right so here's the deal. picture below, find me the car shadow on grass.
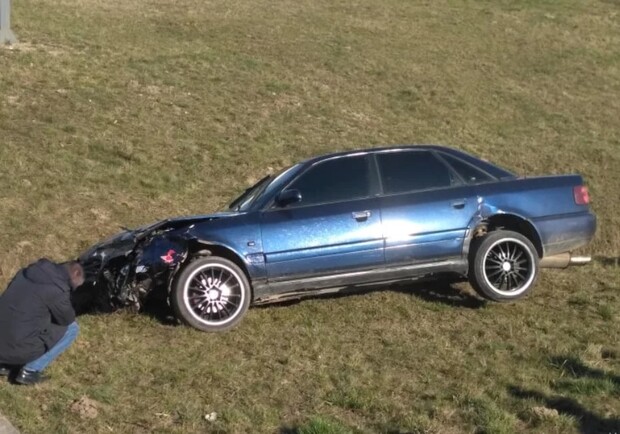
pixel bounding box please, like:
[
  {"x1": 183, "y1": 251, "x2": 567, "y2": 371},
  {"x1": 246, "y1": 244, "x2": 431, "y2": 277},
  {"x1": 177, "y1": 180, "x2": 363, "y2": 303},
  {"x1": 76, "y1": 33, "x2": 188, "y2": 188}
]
[
  {"x1": 549, "y1": 355, "x2": 620, "y2": 387},
  {"x1": 402, "y1": 279, "x2": 487, "y2": 309},
  {"x1": 258, "y1": 279, "x2": 487, "y2": 310},
  {"x1": 509, "y1": 354, "x2": 620, "y2": 433},
  {"x1": 595, "y1": 256, "x2": 620, "y2": 267},
  {"x1": 72, "y1": 286, "x2": 180, "y2": 326},
  {"x1": 140, "y1": 294, "x2": 179, "y2": 326},
  {"x1": 72, "y1": 279, "x2": 486, "y2": 327},
  {"x1": 508, "y1": 386, "x2": 620, "y2": 434}
]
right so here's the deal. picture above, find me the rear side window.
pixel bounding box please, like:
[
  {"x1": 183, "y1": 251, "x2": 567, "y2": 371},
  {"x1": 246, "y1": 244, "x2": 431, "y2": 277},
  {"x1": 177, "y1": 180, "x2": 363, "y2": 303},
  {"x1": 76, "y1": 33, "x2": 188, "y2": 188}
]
[
  {"x1": 377, "y1": 151, "x2": 457, "y2": 194},
  {"x1": 287, "y1": 156, "x2": 371, "y2": 206},
  {"x1": 440, "y1": 153, "x2": 495, "y2": 184}
]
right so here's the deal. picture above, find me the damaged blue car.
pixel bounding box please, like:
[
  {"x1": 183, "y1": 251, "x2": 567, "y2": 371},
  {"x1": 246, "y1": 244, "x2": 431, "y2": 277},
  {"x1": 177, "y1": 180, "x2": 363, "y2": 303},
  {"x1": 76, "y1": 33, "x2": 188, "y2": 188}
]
[{"x1": 77, "y1": 145, "x2": 597, "y2": 332}]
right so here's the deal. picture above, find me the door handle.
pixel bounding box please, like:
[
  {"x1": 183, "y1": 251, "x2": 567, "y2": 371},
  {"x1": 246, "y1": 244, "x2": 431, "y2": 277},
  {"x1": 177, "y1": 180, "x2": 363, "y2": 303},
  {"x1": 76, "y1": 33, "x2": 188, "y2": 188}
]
[
  {"x1": 451, "y1": 199, "x2": 467, "y2": 209},
  {"x1": 352, "y1": 210, "x2": 371, "y2": 221}
]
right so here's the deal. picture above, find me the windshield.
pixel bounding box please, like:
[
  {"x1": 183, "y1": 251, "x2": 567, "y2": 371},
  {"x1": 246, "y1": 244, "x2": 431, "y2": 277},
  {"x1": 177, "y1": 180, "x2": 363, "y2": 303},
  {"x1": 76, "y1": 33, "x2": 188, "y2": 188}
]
[
  {"x1": 227, "y1": 164, "x2": 300, "y2": 212},
  {"x1": 228, "y1": 175, "x2": 272, "y2": 212}
]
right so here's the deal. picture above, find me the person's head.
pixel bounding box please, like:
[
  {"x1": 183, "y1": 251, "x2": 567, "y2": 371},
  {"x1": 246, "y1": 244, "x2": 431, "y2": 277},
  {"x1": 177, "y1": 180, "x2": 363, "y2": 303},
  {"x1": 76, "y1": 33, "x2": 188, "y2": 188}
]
[{"x1": 64, "y1": 261, "x2": 85, "y2": 290}]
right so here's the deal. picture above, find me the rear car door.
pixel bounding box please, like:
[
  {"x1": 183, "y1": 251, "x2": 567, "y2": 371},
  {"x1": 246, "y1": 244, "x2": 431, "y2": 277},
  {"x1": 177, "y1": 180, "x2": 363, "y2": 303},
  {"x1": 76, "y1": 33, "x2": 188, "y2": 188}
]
[
  {"x1": 376, "y1": 150, "x2": 479, "y2": 265},
  {"x1": 260, "y1": 154, "x2": 384, "y2": 281}
]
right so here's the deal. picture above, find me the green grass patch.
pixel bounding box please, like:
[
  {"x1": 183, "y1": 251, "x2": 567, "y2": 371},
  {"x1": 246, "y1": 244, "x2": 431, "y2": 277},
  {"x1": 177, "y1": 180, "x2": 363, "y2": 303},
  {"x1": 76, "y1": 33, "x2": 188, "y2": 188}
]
[
  {"x1": 466, "y1": 397, "x2": 519, "y2": 434},
  {"x1": 293, "y1": 417, "x2": 354, "y2": 434}
]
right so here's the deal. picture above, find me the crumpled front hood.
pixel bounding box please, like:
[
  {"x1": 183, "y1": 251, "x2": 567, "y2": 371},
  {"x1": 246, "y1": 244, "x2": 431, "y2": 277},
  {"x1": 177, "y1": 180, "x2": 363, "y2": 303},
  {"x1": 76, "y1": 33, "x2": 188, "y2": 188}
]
[
  {"x1": 78, "y1": 211, "x2": 242, "y2": 263},
  {"x1": 135, "y1": 211, "x2": 240, "y2": 234}
]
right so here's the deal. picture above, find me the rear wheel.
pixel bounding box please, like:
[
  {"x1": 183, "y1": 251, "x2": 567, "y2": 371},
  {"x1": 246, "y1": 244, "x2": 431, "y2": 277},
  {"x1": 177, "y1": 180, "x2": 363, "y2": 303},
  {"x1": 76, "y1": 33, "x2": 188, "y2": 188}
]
[
  {"x1": 469, "y1": 230, "x2": 539, "y2": 301},
  {"x1": 171, "y1": 256, "x2": 251, "y2": 332}
]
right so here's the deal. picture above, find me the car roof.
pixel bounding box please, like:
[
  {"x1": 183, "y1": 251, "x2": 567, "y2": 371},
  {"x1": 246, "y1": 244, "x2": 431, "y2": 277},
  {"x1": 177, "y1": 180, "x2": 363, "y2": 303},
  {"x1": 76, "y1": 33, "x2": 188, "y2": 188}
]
[
  {"x1": 300, "y1": 145, "x2": 515, "y2": 179},
  {"x1": 300, "y1": 144, "x2": 449, "y2": 164}
]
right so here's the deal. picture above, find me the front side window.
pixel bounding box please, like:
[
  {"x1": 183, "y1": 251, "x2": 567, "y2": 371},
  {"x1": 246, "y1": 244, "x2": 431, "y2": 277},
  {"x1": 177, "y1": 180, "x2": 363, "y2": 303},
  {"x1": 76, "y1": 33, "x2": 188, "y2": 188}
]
[
  {"x1": 377, "y1": 151, "x2": 457, "y2": 194},
  {"x1": 286, "y1": 156, "x2": 371, "y2": 206}
]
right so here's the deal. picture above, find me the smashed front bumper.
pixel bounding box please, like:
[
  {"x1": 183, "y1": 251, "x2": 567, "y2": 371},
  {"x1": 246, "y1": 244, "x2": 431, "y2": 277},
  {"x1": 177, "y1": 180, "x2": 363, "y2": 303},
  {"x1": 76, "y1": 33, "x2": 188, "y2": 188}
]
[{"x1": 74, "y1": 227, "x2": 188, "y2": 313}]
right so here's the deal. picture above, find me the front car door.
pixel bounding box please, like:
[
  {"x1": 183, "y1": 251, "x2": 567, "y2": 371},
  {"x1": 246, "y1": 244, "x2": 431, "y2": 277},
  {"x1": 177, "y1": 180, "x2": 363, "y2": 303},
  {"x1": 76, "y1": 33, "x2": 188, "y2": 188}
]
[
  {"x1": 375, "y1": 149, "x2": 479, "y2": 266},
  {"x1": 260, "y1": 154, "x2": 384, "y2": 285}
]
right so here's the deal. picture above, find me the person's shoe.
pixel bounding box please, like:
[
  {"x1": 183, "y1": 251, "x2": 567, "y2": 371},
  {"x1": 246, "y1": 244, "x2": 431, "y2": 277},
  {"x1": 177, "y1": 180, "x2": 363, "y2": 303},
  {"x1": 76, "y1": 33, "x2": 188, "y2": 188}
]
[
  {"x1": 14, "y1": 368, "x2": 49, "y2": 385},
  {"x1": 0, "y1": 365, "x2": 11, "y2": 377}
]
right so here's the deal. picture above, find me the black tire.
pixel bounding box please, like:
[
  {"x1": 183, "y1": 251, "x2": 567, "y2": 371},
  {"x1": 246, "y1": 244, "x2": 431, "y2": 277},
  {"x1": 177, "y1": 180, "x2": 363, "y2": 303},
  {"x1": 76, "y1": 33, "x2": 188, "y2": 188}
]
[
  {"x1": 171, "y1": 256, "x2": 251, "y2": 332},
  {"x1": 469, "y1": 230, "x2": 539, "y2": 302}
]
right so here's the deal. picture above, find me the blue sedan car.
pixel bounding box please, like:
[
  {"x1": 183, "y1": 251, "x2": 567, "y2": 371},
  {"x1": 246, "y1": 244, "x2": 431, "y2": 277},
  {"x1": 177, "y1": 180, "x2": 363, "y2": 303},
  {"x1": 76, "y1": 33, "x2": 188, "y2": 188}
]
[{"x1": 78, "y1": 146, "x2": 596, "y2": 332}]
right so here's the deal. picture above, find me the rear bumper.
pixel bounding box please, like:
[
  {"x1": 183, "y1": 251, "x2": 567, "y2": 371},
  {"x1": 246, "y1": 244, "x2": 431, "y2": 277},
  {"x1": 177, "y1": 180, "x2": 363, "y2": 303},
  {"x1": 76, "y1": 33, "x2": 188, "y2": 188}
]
[{"x1": 534, "y1": 211, "x2": 597, "y2": 257}]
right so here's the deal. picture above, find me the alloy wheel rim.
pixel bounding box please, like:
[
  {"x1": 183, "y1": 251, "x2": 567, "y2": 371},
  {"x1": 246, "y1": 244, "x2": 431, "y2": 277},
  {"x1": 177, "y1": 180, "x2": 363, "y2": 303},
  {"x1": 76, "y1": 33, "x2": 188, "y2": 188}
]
[
  {"x1": 482, "y1": 238, "x2": 536, "y2": 296},
  {"x1": 183, "y1": 263, "x2": 245, "y2": 326}
]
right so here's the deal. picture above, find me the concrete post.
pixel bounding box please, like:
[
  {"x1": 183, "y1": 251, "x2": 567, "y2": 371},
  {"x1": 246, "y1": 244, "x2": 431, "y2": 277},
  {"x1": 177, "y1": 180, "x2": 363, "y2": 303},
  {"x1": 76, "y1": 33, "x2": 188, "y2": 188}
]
[
  {"x1": 0, "y1": 0, "x2": 17, "y2": 45},
  {"x1": 0, "y1": 410, "x2": 20, "y2": 434}
]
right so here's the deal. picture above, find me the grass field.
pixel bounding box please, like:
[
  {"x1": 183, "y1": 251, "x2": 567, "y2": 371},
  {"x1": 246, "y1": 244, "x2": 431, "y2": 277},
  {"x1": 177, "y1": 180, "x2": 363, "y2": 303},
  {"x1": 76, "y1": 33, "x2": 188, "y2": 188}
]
[{"x1": 1, "y1": 0, "x2": 619, "y2": 432}]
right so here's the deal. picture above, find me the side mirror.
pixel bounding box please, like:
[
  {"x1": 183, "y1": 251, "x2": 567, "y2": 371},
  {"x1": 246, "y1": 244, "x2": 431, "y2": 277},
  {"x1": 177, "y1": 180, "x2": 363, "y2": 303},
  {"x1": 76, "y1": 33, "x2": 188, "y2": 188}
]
[{"x1": 276, "y1": 189, "x2": 302, "y2": 207}]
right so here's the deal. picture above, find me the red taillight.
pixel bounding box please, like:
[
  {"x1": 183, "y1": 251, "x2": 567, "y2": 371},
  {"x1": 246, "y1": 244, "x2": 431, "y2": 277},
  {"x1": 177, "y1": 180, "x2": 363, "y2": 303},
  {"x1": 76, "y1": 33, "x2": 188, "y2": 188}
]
[{"x1": 574, "y1": 186, "x2": 590, "y2": 205}]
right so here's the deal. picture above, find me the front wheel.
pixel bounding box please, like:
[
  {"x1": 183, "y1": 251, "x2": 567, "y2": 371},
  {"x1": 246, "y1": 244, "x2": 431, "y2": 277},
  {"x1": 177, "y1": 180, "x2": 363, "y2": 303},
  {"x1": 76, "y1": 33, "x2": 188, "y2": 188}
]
[
  {"x1": 171, "y1": 256, "x2": 251, "y2": 332},
  {"x1": 469, "y1": 230, "x2": 539, "y2": 302}
]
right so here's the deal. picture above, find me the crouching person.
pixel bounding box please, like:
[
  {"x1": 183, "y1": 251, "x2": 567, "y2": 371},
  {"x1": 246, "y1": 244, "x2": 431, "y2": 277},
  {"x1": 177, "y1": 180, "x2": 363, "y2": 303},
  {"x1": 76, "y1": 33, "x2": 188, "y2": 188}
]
[{"x1": 0, "y1": 259, "x2": 84, "y2": 385}]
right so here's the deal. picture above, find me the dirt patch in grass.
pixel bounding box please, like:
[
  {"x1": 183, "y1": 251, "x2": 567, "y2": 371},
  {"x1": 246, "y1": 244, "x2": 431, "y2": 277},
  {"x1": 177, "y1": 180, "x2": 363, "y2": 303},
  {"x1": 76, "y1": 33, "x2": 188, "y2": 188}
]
[{"x1": 69, "y1": 396, "x2": 100, "y2": 420}]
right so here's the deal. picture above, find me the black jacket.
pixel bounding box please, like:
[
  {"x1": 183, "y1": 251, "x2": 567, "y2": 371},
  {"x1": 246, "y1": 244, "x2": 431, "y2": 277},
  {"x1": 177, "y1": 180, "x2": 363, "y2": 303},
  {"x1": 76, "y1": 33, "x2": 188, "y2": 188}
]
[{"x1": 0, "y1": 259, "x2": 76, "y2": 365}]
